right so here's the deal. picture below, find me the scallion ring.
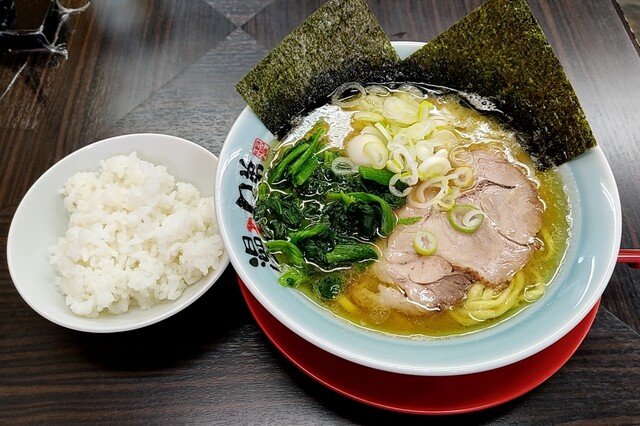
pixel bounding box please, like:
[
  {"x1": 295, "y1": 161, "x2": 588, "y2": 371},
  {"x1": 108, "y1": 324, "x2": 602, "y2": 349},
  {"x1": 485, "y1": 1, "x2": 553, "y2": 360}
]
[
  {"x1": 382, "y1": 97, "x2": 418, "y2": 125},
  {"x1": 374, "y1": 122, "x2": 393, "y2": 142},
  {"x1": 407, "y1": 177, "x2": 448, "y2": 209},
  {"x1": 450, "y1": 147, "x2": 473, "y2": 167},
  {"x1": 448, "y1": 204, "x2": 485, "y2": 233},
  {"x1": 363, "y1": 141, "x2": 388, "y2": 169},
  {"x1": 331, "y1": 82, "x2": 366, "y2": 108},
  {"x1": 437, "y1": 187, "x2": 460, "y2": 211},
  {"x1": 449, "y1": 166, "x2": 474, "y2": 188},
  {"x1": 389, "y1": 173, "x2": 413, "y2": 197},
  {"x1": 418, "y1": 100, "x2": 434, "y2": 122},
  {"x1": 353, "y1": 111, "x2": 385, "y2": 123},
  {"x1": 415, "y1": 140, "x2": 435, "y2": 161},
  {"x1": 414, "y1": 230, "x2": 437, "y2": 255},
  {"x1": 365, "y1": 84, "x2": 391, "y2": 97},
  {"x1": 417, "y1": 155, "x2": 451, "y2": 179},
  {"x1": 396, "y1": 84, "x2": 424, "y2": 99},
  {"x1": 331, "y1": 157, "x2": 358, "y2": 175}
]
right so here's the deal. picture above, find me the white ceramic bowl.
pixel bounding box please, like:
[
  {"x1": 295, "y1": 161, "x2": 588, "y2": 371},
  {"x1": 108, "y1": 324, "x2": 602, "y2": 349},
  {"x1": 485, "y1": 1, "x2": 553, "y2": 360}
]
[
  {"x1": 7, "y1": 133, "x2": 229, "y2": 333},
  {"x1": 216, "y1": 42, "x2": 621, "y2": 376}
]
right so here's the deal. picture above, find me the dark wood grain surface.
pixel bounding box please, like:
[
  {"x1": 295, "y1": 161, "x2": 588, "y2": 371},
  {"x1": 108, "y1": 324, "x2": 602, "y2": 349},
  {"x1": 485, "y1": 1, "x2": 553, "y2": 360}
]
[{"x1": 1, "y1": 0, "x2": 639, "y2": 424}]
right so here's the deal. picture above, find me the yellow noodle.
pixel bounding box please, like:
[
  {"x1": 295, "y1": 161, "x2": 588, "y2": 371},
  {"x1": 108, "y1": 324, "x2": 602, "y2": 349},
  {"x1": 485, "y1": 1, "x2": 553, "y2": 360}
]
[
  {"x1": 472, "y1": 309, "x2": 505, "y2": 321},
  {"x1": 449, "y1": 271, "x2": 526, "y2": 325},
  {"x1": 538, "y1": 228, "x2": 555, "y2": 261},
  {"x1": 466, "y1": 282, "x2": 484, "y2": 299},
  {"x1": 447, "y1": 307, "x2": 479, "y2": 326},
  {"x1": 524, "y1": 285, "x2": 546, "y2": 302},
  {"x1": 336, "y1": 294, "x2": 358, "y2": 314}
]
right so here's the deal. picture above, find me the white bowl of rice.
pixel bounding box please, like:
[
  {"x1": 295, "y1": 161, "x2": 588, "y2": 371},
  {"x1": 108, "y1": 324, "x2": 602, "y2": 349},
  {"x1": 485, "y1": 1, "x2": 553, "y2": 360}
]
[{"x1": 7, "y1": 133, "x2": 229, "y2": 333}]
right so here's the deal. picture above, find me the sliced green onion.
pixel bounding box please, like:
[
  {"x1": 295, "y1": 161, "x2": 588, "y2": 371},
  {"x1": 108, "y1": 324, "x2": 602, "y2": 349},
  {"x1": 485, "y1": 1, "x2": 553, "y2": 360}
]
[
  {"x1": 388, "y1": 145, "x2": 410, "y2": 171},
  {"x1": 436, "y1": 187, "x2": 460, "y2": 211},
  {"x1": 391, "y1": 131, "x2": 411, "y2": 146},
  {"x1": 365, "y1": 84, "x2": 391, "y2": 97},
  {"x1": 396, "y1": 84, "x2": 424, "y2": 99},
  {"x1": 324, "y1": 150, "x2": 338, "y2": 168},
  {"x1": 360, "y1": 124, "x2": 388, "y2": 142},
  {"x1": 432, "y1": 129, "x2": 458, "y2": 147},
  {"x1": 415, "y1": 140, "x2": 435, "y2": 161},
  {"x1": 434, "y1": 148, "x2": 449, "y2": 158},
  {"x1": 346, "y1": 133, "x2": 385, "y2": 167},
  {"x1": 400, "y1": 168, "x2": 419, "y2": 186},
  {"x1": 389, "y1": 173, "x2": 413, "y2": 197},
  {"x1": 418, "y1": 100, "x2": 434, "y2": 122},
  {"x1": 374, "y1": 122, "x2": 393, "y2": 142},
  {"x1": 331, "y1": 157, "x2": 358, "y2": 175},
  {"x1": 450, "y1": 147, "x2": 473, "y2": 167},
  {"x1": 414, "y1": 230, "x2": 437, "y2": 255},
  {"x1": 363, "y1": 140, "x2": 388, "y2": 169},
  {"x1": 448, "y1": 204, "x2": 484, "y2": 233},
  {"x1": 388, "y1": 146, "x2": 419, "y2": 185},
  {"x1": 386, "y1": 159, "x2": 403, "y2": 174},
  {"x1": 353, "y1": 111, "x2": 385, "y2": 123},
  {"x1": 331, "y1": 82, "x2": 366, "y2": 108},
  {"x1": 449, "y1": 166, "x2": 474, "y2": 188},
  {"x1": 382, "y1": 96, "x2": 419, "y2": 125},
  {"x1": 333, "y1": 86, "x2": 474, "y2": 211},
  {"x1": 417, "y1": 155, "x2": 451, "y2": 179},
  {"x1": 408, "y1": 176, "x2": 449, "y2": 209}
]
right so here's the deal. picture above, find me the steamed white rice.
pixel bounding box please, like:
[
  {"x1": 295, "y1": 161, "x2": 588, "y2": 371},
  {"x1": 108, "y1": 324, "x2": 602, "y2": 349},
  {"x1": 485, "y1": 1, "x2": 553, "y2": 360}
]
[{"x1": 49, "y1": 152, "x2": 224, "y2": 318}]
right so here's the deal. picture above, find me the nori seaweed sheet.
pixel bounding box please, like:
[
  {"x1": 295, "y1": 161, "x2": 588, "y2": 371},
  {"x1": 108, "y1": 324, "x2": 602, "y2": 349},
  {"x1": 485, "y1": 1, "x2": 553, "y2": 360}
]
[
  {"x1": 401, "y1": 0, "x2": 596, "y2": 169},
  {"x1": 236, "y1": 0, "x2": 401, "y2": 138}
]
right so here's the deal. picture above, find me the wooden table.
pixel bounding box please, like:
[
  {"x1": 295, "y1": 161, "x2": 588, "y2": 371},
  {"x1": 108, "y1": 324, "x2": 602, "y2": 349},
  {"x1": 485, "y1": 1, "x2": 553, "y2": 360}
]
[{"x1": 1, "y1": 0, "x2": 639, "y2": 423}]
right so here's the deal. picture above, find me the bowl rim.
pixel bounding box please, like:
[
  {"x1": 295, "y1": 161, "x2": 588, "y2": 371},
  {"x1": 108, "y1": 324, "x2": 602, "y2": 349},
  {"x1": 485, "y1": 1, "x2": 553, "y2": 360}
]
[
  {"x1": 7, "y1": 133, "x2": 230, "y2": 333},
  {"x1": 216, "y1": 41, "x2": 622, "y2": 376}
]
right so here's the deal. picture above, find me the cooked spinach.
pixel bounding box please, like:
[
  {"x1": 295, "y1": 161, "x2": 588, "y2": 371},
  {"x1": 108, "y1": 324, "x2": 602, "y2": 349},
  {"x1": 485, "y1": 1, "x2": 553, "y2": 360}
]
[{"x1": 254, "y1": 122, "x2": 406, "y2": 298}]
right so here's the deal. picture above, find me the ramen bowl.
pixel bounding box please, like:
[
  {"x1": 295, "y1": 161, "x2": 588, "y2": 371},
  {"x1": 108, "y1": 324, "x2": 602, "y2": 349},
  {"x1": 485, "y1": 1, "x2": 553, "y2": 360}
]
[
  {"x1": 216, "y1": 42, "x2": 621, "y2": 376},
  {"x1": 8, "y1": 133, "x2": 229, "y2": 333}
]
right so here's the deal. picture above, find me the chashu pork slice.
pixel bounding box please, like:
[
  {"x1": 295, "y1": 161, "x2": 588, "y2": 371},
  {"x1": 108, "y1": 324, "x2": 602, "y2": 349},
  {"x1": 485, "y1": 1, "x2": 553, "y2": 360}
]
[
  {"x1": 374, "y1": 148, "x2": 543, "y2": 314},
  {"x1": 470, "y1": 149, "x2": 542, "y2": 246}
]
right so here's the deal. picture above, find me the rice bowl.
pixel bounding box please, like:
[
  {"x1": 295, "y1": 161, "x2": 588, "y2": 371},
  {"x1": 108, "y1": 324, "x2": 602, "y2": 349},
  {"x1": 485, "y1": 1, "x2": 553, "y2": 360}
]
[
  {"x1": 7, "y1": 133, "x2": 230, "y2": 333},
  {"x1": 50, "y1": 152, "x2": 223, "y2": 318}
]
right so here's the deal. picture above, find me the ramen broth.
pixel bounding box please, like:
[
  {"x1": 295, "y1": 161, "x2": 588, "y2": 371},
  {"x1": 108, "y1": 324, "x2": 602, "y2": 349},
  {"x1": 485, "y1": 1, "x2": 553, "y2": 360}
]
[
  {"x1": 261, "y1": 84, "x2": 571, "y2": 338},
  {"x1": 299, "y1": 170, "x2": 569, "y2": 337}
]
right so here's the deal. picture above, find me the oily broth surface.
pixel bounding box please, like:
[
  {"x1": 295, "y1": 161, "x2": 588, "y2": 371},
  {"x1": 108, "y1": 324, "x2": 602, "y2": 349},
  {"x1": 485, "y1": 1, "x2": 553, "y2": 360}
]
[
  {"x1": 267, "y1": 86, "x2": 571, "y2": 338},
  {"x1": 307, "y1": 170, "x2": 568, "y2": 337},
  {"x1": 298, "y1": 169, "x2": 569, "y2": 338}
]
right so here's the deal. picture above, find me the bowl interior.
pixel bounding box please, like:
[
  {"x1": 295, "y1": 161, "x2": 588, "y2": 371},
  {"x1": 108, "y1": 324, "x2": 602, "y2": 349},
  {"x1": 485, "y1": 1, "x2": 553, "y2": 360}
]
[{"x1": 7, "y1": 133, "x2": 229, "y2": 333}]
